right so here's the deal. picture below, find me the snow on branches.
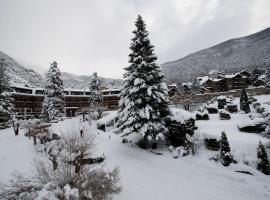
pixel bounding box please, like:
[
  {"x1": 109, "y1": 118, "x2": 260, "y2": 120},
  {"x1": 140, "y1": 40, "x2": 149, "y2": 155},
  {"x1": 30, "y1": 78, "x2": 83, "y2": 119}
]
[
  {"x1": 117, "y1": 15, "x2": 170, "y2": 143},
  {"x1": 41, "y1": 61, "x2": 65, "y2": 122}
]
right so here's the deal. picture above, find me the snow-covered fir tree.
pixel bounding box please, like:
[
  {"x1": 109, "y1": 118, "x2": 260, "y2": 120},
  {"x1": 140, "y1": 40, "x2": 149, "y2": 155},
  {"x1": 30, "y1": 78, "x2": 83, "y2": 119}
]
[
  {"x1": 117, "y1": 15, "x2": 170, "y2": 143},
  {"x1": 41, "y1": 61, "x2": 65, "y2": 122},
  {"x1": 0, "y1": 58, "x2": 14, "y2": 128},
  {"x1": 89, "y1": 72, "x2": 103, "y2": 119},
  {"x1": 265, "y1": 68, "x2": 270, "y2": 88},
  {"x1": 240, "y1": 88, "x2": 250, "y2": 113},
  {"x1": 257, "y1": 141, "x2": 270, "y2": 175},
  {"x1": 220, "y1": 131, "x2": 232, "y2": 166}
]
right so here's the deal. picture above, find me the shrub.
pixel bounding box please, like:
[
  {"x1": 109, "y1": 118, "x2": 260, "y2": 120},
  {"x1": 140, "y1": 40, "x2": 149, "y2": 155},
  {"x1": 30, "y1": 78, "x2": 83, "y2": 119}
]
[
  {"x1": 219, "y1": 111, "x2": 231, "y2": 120},
  {"x1": 226, "y1": 104, "x2": 238, "y2": 113},
  {"x1": 253, "y1": 102, "x2": 261, "y2": 109},
  {"x1": 0, "y1": 127, "x2": 121, "y2": 200},
  {"x1": 195, "y1": 110, "x2": 209, "y2": 120},
  {"x1": 206, "y1": 106, "x2": 218, "y2": 114},
  {"x1": 165, "y1": 117, "x2": 196, "y2": 147},
  {"x1": 217, "y1": 96, "x2": 227, "y2": 109},
  {"x1": 238, "y1": 119, "x2": 267, "y2": 133},
  {"x1": 205, "y1": 138, "x2": 220, "y2": 151},
  {"x1": 137, "y1": 138, "x2": 149, "y2": 149}
]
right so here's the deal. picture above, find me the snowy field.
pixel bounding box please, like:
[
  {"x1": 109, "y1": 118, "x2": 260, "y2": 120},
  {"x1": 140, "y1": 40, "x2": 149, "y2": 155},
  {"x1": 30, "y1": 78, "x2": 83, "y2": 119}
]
[{"x1": 1, "y1": 95, "x2": 270, "y2": 200}]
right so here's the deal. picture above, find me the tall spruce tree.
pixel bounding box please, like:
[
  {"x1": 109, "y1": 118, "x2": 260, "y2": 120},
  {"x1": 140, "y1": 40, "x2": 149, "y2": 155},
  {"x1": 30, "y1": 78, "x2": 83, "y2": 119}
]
[
  {"x1": 41, "y1": 61, "x2": 65, "y2": 122},
  {"x1": 220, "y1": 131, "x2": 232, "y2": 166},
  {"x1": 89, "y1": 72, "x2": 103, "y2": 119},
  {"x1": 117, "y1": 15, "x2": 170, "y2": 142},
  {"x1": 0, "y1": 58, "x2": 14, "y2": 128},
  {"x1": 240, "y1": 88, "x2": 250, "y2": 113},
  {"x1": 257, "y1": 141, "x2": 270, "y2": 175}
]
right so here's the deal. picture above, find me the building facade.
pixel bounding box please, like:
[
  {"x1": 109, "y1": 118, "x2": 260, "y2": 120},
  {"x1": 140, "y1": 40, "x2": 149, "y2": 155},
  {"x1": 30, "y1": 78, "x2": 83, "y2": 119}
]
[{"x1": 11, "y1": 86, "x2": 120, "y2": 117}]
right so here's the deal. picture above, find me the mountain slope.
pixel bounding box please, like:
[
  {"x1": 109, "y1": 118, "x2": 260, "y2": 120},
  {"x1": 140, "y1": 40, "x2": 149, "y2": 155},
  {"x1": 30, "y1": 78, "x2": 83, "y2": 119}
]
[
  {"x1": 61, "y1": 72, "x2": 122, "y2": 89},
  {"x1": 0, "y1": 50, "x2": 43, "y2": 87},
  {"x1": 161, "y1": 27, "x2": 270, "y2": 83},
  {"x1": 0, "y1": 50, "x2": 122, "y2": 89}
]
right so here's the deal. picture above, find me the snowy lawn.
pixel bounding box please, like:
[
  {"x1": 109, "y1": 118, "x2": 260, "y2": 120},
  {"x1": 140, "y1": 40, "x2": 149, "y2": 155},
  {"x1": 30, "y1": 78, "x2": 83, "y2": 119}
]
[{"x1": 1, "y1": 95, "x2": 270, "y2": 200}]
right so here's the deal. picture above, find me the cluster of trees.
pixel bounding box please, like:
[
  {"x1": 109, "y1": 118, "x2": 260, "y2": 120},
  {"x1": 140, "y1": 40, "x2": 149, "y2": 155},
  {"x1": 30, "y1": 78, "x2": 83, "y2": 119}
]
[
  {"x1": 219, "y1": 131, "x2": 269, "y2": 175},
  {"x1": 41, "y1": 62, "x2": 103, "y2": 122}
]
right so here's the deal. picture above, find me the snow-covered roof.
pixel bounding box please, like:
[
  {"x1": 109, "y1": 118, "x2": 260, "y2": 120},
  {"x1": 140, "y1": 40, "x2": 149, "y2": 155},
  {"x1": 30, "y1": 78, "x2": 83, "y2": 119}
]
[
  {"x1": 168, "y1": 84, "x2": 177, "y2": 87},
  {"x1": 197, "y1": 76, "x2": 209, "y2": 85}
]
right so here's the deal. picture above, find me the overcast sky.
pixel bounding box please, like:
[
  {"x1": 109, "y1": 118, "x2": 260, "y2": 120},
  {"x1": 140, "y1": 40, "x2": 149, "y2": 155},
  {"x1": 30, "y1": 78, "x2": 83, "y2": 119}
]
[{"x1": 0, "y1": 0, "x2": 270, "y2": 79}]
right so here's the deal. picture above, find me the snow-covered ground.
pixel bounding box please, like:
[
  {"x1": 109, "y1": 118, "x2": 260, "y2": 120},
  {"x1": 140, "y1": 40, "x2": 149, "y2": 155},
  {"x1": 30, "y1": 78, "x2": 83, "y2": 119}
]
[{"x1": 1, "y1": 95, "x2": 270, "y2": 200}]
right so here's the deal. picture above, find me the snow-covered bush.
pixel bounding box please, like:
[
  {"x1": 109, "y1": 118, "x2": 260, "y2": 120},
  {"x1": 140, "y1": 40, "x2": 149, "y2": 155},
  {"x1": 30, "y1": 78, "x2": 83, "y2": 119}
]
[
  {"x1": 0, "y1": 127, "x2": 121, "y2": 200},
  {"x1": 238, "y1": 118, "x2": 267, "y2": 133},
  {"x1": 253, "y1": 102, "x2": 261, "y2": 109},
  {"x1": 206, "y1": 105, "x2": 218, "y2": 114},
  {"x1": 195, "y1": 110, "x2": 209, "y2": 120},
  {"x1": 165, "y1": 109, "x2": 196, "y2": 147},
  {"x1": 256, "y1": 106, "x2": 265, "y2": 114},
  {"x1": 225, "y1": 104, "x2": 238, "y2": 113},
  {"x1": 217, "y1": 96, "x2": 227, "y2": 109},
  {"x1": 204, "y1": 134, "x2": 220, "y2": 151},
  {"x1": 219, "y1": 110, "x2": 231, "y2": 120}
]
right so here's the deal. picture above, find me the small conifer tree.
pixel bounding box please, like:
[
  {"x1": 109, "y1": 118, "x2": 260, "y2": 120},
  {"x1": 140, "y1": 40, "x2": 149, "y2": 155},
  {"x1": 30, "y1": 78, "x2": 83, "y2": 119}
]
[
  {"x1": 257, "y1": 141, "x2": 270, "y2": 175},
  {"x1": 89, "y1": 72, "x2": 103, "y2": 119},
  {"x1": 220, "y1": 131, "x2": 232, "y2": 166},
  {"x1": 240, "y1": 88, "x2": 250, "y2": 113}
]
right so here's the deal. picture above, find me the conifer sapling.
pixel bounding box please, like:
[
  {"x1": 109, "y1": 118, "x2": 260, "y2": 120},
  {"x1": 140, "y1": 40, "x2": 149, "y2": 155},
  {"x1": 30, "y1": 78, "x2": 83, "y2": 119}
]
[
  {"x1": 257, "y1": 141, "x2": 270, "y2": 175},
  {"x1": 220, "y1": 131, "x2": 232, "y2": 166},
  {"x1": 240, "y1": 88, "x2": 250, "y2": 113}
]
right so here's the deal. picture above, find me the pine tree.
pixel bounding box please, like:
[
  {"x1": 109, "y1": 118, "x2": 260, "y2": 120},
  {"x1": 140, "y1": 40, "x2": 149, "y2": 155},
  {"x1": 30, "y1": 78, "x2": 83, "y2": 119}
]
[
  {"x1": 265, "y1": 68, "x2": 270, "y2": 88},
  {"x1": 41, "y1": 61, "x2": 65, "y2": 122},
  {"x1": 0, "y1": 58, "x2": 14, "y2": 128},
  {"x1": 257, "y1": 141, "x2": 270, "y2": 175},
  {"x1": 89, "y1": 72, "x2": 103, "y2": 119},
  {"x1": 220, "y1": 131, "x2": 232, "y2": 166},
  {"x1": 117, "y1": 15, "x2": 170, "y2": 143},
  {"x1": 240, "y1": 88, "x2": 250, "y2": 113}
]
